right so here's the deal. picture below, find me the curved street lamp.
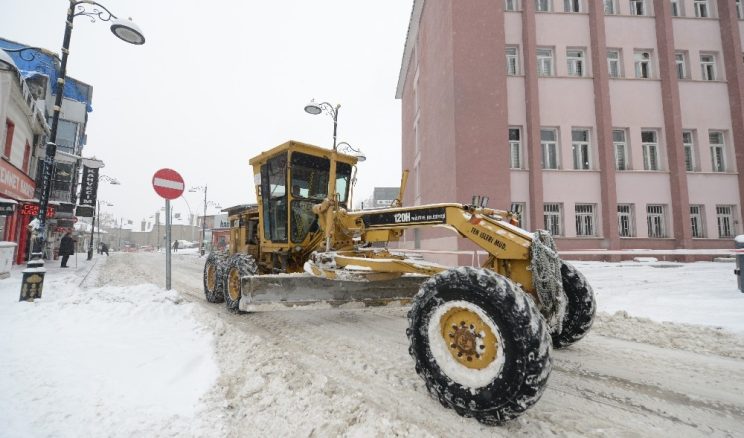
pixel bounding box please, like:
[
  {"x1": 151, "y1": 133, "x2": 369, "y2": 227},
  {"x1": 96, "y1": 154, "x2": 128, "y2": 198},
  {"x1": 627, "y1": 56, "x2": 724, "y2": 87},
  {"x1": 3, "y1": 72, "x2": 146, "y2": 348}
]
[
  {"x1": 189, "y1": 186, "x2": 222, "y2": 256},
  {"x1": 87, "y1": 174, "x2": 120, "y2": 260},
  {"x1": 304, "y1": 100, "x2": 340, "y2": 150}
]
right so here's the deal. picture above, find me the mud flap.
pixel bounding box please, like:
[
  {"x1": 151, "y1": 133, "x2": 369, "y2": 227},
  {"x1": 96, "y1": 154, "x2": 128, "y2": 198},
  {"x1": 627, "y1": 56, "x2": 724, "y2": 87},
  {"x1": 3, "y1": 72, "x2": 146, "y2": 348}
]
[{"x1": 240, "y1": 274, "x2": 426, "y2": 311}]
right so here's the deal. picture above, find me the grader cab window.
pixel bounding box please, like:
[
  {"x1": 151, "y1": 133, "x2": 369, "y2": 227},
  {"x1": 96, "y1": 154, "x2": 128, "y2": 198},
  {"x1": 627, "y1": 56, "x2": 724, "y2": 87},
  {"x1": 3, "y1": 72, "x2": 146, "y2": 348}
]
[
  {"x1": 261, "y1": 153, "x2": 288, "y2": 242},
  {"x1": 290, "y1": 152, "x2": 329, "y2": 242}
]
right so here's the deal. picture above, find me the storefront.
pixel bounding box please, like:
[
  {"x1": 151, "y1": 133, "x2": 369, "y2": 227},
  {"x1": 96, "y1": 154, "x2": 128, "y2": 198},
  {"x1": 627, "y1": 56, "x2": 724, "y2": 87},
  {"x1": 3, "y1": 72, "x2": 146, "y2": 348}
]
[{"x1": 0, "y1": 159, "x2": 37, "y2": 264}]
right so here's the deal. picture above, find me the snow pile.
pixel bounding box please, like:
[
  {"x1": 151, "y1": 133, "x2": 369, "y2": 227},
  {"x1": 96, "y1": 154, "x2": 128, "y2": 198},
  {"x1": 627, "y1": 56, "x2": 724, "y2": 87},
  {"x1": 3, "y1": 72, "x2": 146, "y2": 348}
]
[{"x1": 0, "y1": 264, "x2": 222, "y2": 437}]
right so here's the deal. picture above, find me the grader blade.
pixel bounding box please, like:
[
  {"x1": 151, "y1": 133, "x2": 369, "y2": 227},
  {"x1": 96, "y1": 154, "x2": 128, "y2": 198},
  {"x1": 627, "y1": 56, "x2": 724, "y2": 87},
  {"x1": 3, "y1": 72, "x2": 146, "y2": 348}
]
[{"x1": 239, "y1": 274, "x2": 426, "y2": 311}]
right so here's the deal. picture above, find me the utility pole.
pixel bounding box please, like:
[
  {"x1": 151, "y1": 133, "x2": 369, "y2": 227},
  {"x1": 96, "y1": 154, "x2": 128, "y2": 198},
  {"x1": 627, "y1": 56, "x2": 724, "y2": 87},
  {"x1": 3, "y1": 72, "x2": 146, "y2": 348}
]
[{"x1": 201, "y1": 185, "x2": 207, "y2": 256}]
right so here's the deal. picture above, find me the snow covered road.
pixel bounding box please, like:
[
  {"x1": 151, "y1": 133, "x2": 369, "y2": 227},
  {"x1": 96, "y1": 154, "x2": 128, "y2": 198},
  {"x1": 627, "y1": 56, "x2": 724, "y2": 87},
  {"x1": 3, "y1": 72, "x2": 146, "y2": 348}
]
[{"x1": 86, "y1": 252, "x2": 744, "y2": 436}]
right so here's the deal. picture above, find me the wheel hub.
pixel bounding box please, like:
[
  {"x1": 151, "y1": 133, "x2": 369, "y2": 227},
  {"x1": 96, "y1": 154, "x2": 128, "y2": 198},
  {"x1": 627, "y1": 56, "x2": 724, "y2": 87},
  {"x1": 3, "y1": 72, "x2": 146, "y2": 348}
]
[
  {"x1": 228, "y1": 268, "x2": 241, "y2": 301},
  {"x1": 440, "y1": 308, "x2": 498, "y2": 369}
]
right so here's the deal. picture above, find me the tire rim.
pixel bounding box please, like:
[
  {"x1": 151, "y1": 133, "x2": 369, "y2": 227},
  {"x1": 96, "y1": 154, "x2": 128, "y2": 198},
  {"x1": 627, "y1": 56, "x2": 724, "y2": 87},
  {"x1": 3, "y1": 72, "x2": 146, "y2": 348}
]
[
  {"x1": 228, "y1": 268, "x2": 241, "y2": 301},
  {"x1": 427, "y1": 300, "x2": 505, "y2": 388},
  {"x1": 206, "y1": 264, "x2": 216, "y2": 292}
]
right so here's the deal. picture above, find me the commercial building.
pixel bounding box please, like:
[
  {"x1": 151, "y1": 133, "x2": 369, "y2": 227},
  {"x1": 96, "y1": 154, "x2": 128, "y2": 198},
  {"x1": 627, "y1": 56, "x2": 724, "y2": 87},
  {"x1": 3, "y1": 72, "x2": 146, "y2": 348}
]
[
  {"x1": 396, "y1": 0, "x2": 744, "y2": 258},
  {"x1": 0, "y1": 38, "x2": 94, "y2": 263}
]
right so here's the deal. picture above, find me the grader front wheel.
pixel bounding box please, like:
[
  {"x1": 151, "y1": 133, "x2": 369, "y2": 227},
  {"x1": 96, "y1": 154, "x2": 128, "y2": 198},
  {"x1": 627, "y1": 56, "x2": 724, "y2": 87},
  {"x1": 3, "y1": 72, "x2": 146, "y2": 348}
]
[
  {"x1": 203, "y1": 252, "x2": 227, "y2": 303},
  {"x1": 407, "y1": 267, "x2": 552, "y2": 425},
  {"x1": 224, "y1": 254, "x2": 258, "y2": 312},
  {"x1": 552, "y1": 262, "x2": 596, "y2": 348}
]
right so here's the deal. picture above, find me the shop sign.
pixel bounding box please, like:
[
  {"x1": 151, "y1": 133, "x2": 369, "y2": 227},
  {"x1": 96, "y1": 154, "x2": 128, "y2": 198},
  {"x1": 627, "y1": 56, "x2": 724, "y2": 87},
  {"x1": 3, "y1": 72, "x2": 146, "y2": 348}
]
[
  {"x1": 0, "y1": 202, "x2": 15, "y2": 216},
  {"x1": 80, "y1": 166, "x2": 99, "y2": 207},
  {"x1": 0, "y1": 160, "x2": 35, "y2": 200},
  {"x1": 76, "y1": 205, "x2": 94, "y2": 217},
  {"x1": 20, "y1": 204, "x2": 55, "y2": 218}
]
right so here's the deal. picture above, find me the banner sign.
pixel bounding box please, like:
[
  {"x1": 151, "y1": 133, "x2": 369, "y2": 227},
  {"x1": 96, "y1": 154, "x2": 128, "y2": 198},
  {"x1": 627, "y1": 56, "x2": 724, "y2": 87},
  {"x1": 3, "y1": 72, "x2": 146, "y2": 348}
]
[
  {"x1": 75, "y1": 205, "x2": 94, "y2": 218},
  {"x1": 79, "y1": 166, "x2": 99, "y2": 207},
  {"x1": 0, "y1": 159, "x2": 36, "y2": 200}
]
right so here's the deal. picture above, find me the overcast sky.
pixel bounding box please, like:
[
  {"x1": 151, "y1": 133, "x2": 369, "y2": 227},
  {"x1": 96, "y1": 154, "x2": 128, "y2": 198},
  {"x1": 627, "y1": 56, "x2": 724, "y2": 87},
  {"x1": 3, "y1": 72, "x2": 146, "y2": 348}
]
[{"x1": 1, "y1": 0, "x2": 413, "y2": 224}]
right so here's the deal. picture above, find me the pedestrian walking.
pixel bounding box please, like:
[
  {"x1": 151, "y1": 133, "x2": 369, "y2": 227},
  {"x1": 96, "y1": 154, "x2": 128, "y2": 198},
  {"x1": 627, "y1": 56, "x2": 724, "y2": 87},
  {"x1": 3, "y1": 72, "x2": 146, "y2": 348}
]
[
  {"x1": 59, "y1": 232, "x2": 75, "y2": 268},
  {"x1": 101, "y1": 242, "x2": 109, "y2": 256},
  {"x1": 173, "y1": 240, "x2": 179, "y2": 252}
]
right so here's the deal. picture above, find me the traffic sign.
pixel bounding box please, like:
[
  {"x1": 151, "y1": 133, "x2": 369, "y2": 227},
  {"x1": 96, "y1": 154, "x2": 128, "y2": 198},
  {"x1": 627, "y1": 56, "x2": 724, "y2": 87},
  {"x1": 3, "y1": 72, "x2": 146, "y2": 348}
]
[{"x1": 152, "y1": 168, "x2": 185, "y2": 200}]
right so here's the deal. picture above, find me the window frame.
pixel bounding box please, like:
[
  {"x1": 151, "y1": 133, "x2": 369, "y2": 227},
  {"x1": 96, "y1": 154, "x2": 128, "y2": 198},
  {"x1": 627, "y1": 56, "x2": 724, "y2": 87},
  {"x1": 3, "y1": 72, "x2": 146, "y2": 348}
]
[
  {"x1": 675, "y1": 52, "x2": 687, "y2": 80},
  {"x1": 571, "y1": 128, "x2": 592, "y2": 170},
  {"x1": 716, "y1": 205, "x2": 736, "y2": 238},
  {"x1": 641, "y1": 129, "x2": 660, "y2": 171},
  {"x1": 575, "y1": 203, "x2": 596, "y2": 237},
  {"x1": 694, "y1": 0, "x2": 710, "y2": 18},
  {"x1": 647, "y1": 204, "x2": 667, "y2": 238},
  {"x1": 635, "y1": 50, "x2": 653, "y2": 79},
  {"x1": 709, "y1": 130, "x2": 726, "y2": 172},
  {"x1": 604, "y1": 0, "x2": 616, "y2": 14},
  {"x1": 617, "y1": 204, "x2": 635, "y2": 237},
  {"x1": 544, "y1": 202, "x2": 563, "y2": 236},
  {"x1": 567, "y1": 48, "x2": 586, "y2": 77},
  {"x1": 509, "y1": 127, "x2": 523, "y2": 169},
  {"x1": 564, "y1": 0, "x2": 581, "y2": 13},
  {"x1": 671, "y1": 0, "x2": 682, "y2": 17},
  {"x1": 505, "y1": 0, "x2": 520, "y2": 11},
  {"x1": 537, "y1": 47, "x2": 554, "y2": 77},
  {"x1": 630, "y1": 0, "x2": 646, "y2": 16},
  {"x1": 690, "y1": 204, "x2": 705, "y2": 238},
  {"x1": 682, "y1": 130, "x2": 695, "y2": 172},
  {"x1": 536, "y1": 0, "x2": 551, "y2": 12},
  {"x1": 700, "y1": 53, "x2": 717, "y2": 81},
  {"x1": 541, "y1": 128, "x2": 559, "y2": 170},
  {"x1": 607, "y1": 49, "x2": 622, "y2": 78},
  {"x1": 613, "y1": 129, "x2": 629, "y2": 170},
  {"x1": 506, "y1": 46, "x2": 520, "y2": 76},
  {"x1": 737, "y1": 0, "x2": 744, "y2": 20}
]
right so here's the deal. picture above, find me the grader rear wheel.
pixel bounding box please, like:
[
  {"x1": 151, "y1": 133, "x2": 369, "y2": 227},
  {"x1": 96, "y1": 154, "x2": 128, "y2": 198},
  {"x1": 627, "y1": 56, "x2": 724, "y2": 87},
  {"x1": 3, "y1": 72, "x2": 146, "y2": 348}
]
[
  {"x1": 224, "y1": 254, "x2": 258, "y2": 312},
  {"x1": 203, "y1": 252, "x2": 227, "y2": 303},
  {"x1": 407, "y1": 267, "x2": 552, "y2": 425},
  {"x1": 552, "y1": 262, "x2": 596, "y2": 348}
]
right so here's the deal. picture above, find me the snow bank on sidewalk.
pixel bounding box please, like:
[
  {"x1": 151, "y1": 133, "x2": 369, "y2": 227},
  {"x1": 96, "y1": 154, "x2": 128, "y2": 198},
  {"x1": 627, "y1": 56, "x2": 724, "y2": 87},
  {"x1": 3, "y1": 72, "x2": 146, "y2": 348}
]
[{"x1": 0, "y1": 268, "x2": 220, "y2": 437}]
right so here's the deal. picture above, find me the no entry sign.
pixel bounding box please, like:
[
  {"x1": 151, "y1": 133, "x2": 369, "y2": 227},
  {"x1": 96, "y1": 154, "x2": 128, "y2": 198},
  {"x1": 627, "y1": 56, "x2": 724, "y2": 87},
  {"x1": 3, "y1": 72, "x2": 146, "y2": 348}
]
[{"x1": 152, "y1": 168, "x2": 185, "y2": 200}]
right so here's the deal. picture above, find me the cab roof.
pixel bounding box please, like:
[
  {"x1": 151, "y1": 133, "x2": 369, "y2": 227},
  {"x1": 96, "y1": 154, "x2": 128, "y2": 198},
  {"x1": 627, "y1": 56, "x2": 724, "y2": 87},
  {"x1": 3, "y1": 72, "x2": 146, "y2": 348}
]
[{"x1": 248, "y1": 140, "x2": 359, "y2": 167}]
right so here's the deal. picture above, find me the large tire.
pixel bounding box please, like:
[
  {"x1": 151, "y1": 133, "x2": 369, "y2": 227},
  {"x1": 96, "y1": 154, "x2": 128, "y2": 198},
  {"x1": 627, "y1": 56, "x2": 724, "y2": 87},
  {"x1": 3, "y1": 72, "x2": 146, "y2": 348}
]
[
  {"x1": 552, "y1": 262, "x2": 596, "y2": 349},
  {"x1": 203, "y1": 252, "x2": 227, "y2": 303},
  {"x1": 407, "y1": 267, "x2": 552, "y2": 425},
  {"x1": 224, "y1": 254, "x2": 258, "y2": 313}
]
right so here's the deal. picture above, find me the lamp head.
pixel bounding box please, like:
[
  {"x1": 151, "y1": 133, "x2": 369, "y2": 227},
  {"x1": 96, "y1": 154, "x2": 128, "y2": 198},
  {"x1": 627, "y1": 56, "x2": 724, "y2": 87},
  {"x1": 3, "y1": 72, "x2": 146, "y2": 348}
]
[
  {"x1": 304, "y1": 102, "x2": 322, "y2": 115},
  {"x1": 110, "y1": 18, "x2": 146, "y2": 45}
]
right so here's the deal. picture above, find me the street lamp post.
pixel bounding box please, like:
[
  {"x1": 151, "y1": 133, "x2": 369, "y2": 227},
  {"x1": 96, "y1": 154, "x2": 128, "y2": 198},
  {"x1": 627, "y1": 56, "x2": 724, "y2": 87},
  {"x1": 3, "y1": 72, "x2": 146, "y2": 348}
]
[
  {"x1": 189, "y1": 186, "x2": 221, "y2": 256},
  {"x1": 87, "y1": 174, "x2": 119, "y2": 260},
  {"x1": 304, "y1": 100, "x2": 340, "y2": 151},
  {"x1": 15, "y1": 0, "x2": 144, "y2": 300}
]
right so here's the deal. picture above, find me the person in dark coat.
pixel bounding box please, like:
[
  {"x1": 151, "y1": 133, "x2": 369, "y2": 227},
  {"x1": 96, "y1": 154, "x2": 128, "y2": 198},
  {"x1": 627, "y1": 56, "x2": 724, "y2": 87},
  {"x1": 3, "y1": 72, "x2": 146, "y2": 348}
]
[
  {"x1": 59, "y1": 232, "x2": 75, "y2": 268},
  {"x1": 101, "y1": 242, "x2": 109, "y2": 256},
  {"x1": 173, "y1": 240, "x2": 179, "y2": 252}
]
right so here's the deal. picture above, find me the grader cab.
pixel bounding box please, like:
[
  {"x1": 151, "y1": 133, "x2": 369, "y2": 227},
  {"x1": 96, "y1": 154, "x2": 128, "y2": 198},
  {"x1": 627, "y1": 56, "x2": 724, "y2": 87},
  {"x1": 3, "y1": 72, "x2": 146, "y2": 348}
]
[{"x1": 203, "y1": 140, "x2": 596, "y2": 425}]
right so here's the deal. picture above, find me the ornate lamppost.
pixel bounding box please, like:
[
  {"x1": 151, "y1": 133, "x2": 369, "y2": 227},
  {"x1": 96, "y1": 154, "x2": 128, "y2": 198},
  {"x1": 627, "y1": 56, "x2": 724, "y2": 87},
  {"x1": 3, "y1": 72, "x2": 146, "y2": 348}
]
[
  {"x1": 87, "y1": 174, "x2": 119, "y2": 260},
  {"x1": 14, "y1": 1, "x2": 144, "y2": 300},
  {"x1": 189, "y1": 185, "x2": 221, "y2": 256}
]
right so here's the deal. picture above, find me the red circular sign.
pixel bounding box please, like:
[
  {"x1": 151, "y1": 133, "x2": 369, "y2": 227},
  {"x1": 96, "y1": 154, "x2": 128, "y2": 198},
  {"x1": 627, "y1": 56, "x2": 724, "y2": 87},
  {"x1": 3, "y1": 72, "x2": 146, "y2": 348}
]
[{"x1": 152, "y1": 168, "x2": 185, "y2": 200}]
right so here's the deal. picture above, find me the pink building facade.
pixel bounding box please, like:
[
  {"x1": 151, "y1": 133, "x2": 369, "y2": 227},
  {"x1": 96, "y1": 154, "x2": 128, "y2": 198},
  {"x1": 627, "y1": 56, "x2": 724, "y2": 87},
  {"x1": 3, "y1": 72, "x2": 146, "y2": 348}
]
[{"x1": 396, "y1": 0, "x2": 744, "y2": 257}]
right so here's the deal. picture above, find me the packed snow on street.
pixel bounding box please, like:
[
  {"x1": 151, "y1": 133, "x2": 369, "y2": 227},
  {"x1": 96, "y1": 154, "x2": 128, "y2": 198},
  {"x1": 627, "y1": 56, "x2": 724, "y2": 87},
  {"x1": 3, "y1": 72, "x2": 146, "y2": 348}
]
[{"x1": 1, "y1": 251, "x2": 743, "y2": 437}]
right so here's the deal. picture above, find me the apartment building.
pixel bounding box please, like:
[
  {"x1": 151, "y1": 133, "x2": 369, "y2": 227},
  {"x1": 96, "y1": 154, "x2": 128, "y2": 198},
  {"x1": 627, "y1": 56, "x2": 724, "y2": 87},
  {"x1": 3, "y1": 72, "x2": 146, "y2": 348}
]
[{"x1": 397, "y1": 0, "x2": 744, "y2": 257}]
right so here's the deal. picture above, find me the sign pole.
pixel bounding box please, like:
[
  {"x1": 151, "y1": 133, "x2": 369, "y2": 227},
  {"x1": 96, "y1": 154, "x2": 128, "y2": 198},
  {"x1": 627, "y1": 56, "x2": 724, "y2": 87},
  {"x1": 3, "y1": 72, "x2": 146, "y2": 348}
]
[{"x1": 165, "y1": 199, "x2": 171, "y2": 290}]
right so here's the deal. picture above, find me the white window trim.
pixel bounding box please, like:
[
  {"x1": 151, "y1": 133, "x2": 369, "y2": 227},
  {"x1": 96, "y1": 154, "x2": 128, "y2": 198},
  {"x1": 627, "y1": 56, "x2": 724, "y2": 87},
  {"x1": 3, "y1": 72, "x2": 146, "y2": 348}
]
[
  {"x1": 630, "y1": 0, "x2": 646, "y2": 16},
  {"x1": 682, "y1": 130, "x2": 695, "y2": 172},
  {"x1": 700, "y1": 53, "x2": 717, "y2": 81},
  {"x1": 541, "y1": 128, "x2": 559, "y2": 169},
  {"x1": 647, "y1": 204, "x2": 667, "y2": 238},
  {"x1": 604, "y1": 0, "x2": 617, "y2": 15},
  {"x1": 537, "y1": 48, "x2": 554, "y2": 77},
  {"x1": 509, "y1": 127, "x2": 522, "y2": 169},
  {"x1": 567, "y1": 49, "x2": 586, "y2": 77},
  {"x1": 544, "y1": 203, "x2": 563, "y2": 236},
  {"x1": 710, "y1": 130, "x2": 726, "y2": 172},
  {"x1": 690, "y1": 204, "x2": 705, "y2": 238},
  {"x1": 635, "y1": 50, "x2": 653, "y2": 79},
  {"x1": 607, "y1": 49, "x2": 622, "y2": 78},
  {"x1": 617, "y1": 204, "x2": 635, "y2": 237},
  {"x1": 572, "y1": 129, "x2": 592, "y2": 170},
  {"x1": 575, "y1": 204, "x2": 596, "y2": 237},
  {"x1": 506, "y1": 46, "x2": 520, "y2": 76},
  {"x1": 694, "y1": 0, "x2": 710, "y2": 18},
  {"x1": 536, "y1": 0, "x2": 552, "y2": 12},
  {"x1": 675, "y1": 52, "x2": 687, "y2": 80},
  {"x1": 613, "y1": 129, "x2": 628, "y2": 170},
  {"x1": 641, "y1": 130, "x2": 660, "y2": 171},
  {"x1": 671, "y1": 0, "x2": 682, "y2": 17},
  {"x1": 716, "y1": 205, "x2": 736, "y2": 238},
  {"x1": 564, "y1": 0, "x2": 581, "y2": 13}
]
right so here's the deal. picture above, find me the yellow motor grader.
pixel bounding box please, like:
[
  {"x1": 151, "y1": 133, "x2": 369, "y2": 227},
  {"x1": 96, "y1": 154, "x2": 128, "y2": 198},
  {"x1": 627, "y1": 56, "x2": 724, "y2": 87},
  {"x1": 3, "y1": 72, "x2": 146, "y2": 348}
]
[{"x1": 203, "y1": 140, "x2": 595, "y2": 425}]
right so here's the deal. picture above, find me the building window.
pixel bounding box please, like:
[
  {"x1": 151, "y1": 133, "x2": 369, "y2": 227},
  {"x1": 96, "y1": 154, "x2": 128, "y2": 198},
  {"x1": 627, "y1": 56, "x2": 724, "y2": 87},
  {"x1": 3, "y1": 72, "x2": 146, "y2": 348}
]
[
  {"x1": 541, "y1": 128, "x2": 559, "y2": 169},
  {"x1": 618, "y1": 204, "x2": 635, "y2": 237},
  {"x1": 604, "y1": 0, "x2": 616, "y2": 14},
  {"x1": 630, "y1": 0, "x2": 646, "y2": 16},
  {"x1": 671, "y1": 0, "x2": 682, "y2": 16},
  {"x1": 3, "y1": 119, "x2": 14, "y2": 158},
  {"x1": 572, "y1": 129, "x2": 591, "y2": 170},
  {"x1": 536, "y1": 0, "x2": 551, "y2": 12},
  {"x1": 690, "y1": 205, "x2": 705, "y2": 238},
  {"x1": 641, "y1": 130, "x2": 659, "y2": 171},
  {"x1": 544, "y1": 203, "x2": 562, "y2": 236},
  {"x1": 710, "y1": 131, "x2": 726, "y2": 172},
  {"x1": 511, "y1": 202, "x2": 526, "y2": 227},
  {"x1": 575, "y1": 204, "x2": 596, "y2": 236},
  {"x1": 647, "y1": 204, "x2": 667, "y2": 238},
  {"x1": 505, "y1": 0, "x2": 519, "y2": 11},
  {"x1": 694, "y1": 0, "x2": 710, "y2": 18},
  {"x1": 607, "y1": 50, "x2": 622, "y2": 78},
  {"x1": 613, "y1": 129, "x2": 628, "y2": 170},
  {"x1": 675, "y1": 52, "x2": 687, "y2": 79},
  {"x1": 635, "y1": 51, "x2": 652, "y2": 79},
  {"x1": 22, "y1": 141, "x2": 31, "y2": 173},
  {"x1": 738, "y1": 0, "x2": 744, "y2": 19},
  {"x1": 509, "y1": 127, "x2": 522, "y2": 169},
  {"x1": 700, "y1": 54, "x2": 717, "y2": 81},
  {"x1": 717, "y1": 205, "x2": 735, "y2": 238},
  {"x1": 683, "y1": 130, "x2": 695, "y2": 171},
  {"x1": 564, "y1": 0, "x2": 581, "y2": 12},
  {"x1": 506, "y1": 47, "x2": 520, "y2": 76},
  {"x1": 567, "y1": 49, "x2": 586, "y2": 77},
  {"x1": 537, "y1": 48, "x2": 554, "y2": 76}
]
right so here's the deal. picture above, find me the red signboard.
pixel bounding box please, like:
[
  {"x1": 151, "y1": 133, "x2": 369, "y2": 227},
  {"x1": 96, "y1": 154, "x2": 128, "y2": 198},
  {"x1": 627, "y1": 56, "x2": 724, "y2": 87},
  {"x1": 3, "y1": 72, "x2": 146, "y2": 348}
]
[
  {"x1": 152, "y1": 168, "x2": 185, "y2": 200},
  {"x1": 20, "y1": 204, "x2": 55, "y2": 218},
  {"x1": 0, "y1": 159, "x2": 36, "y2": 200}
]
